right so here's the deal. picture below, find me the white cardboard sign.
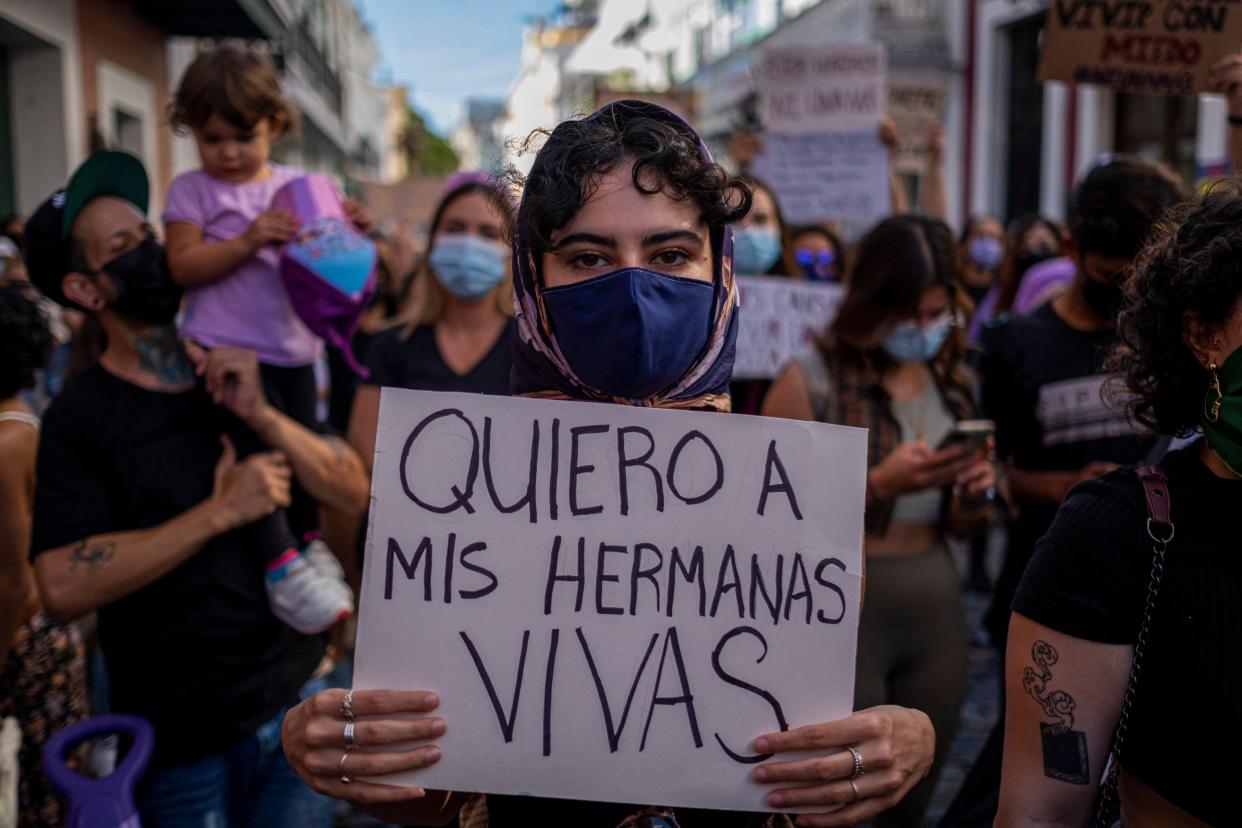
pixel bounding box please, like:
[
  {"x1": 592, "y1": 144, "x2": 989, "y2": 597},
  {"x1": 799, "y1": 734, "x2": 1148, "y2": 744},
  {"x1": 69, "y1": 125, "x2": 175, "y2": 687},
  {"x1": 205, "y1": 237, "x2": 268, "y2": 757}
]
[
  {"x1": 734, "y1": 276, "x2": 845, "y2": 381},
  {"x1": 760, "y1": 44, "x2": 887, "y2": 134},
  {"x1": 751, "y1": 131, "x2": 892, "y2": 223},
  {"x1": 353, "y1": 389, "x2": 867, "y2": 812}
]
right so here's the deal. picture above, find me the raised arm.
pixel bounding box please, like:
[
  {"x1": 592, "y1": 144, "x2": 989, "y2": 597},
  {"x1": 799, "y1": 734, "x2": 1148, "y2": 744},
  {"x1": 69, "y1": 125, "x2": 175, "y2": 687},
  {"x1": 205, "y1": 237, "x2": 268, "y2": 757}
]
[
  {"x1": 187, "y1": 344, "x2": 371, "y2": 517},
  {"x1": 996, "y1": 613, "x2": 1131, "y2": 827},
  {"x1": 919, "y1": 123, "x2": 948, "y2": 222}
]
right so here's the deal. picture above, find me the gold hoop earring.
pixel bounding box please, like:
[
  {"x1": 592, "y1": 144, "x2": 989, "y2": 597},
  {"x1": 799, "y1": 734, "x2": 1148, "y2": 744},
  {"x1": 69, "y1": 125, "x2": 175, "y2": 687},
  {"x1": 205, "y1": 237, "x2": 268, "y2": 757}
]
[{"x1": 1206, "y1": 360, "x2": 1223, "y2": 423}]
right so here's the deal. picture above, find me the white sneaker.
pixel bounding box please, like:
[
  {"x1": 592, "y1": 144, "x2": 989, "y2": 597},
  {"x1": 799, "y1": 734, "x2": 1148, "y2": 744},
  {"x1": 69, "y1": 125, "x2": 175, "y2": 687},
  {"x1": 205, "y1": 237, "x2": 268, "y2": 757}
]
[{"x1": 266, "y1": 544, "x2": 354, "y2": 634}]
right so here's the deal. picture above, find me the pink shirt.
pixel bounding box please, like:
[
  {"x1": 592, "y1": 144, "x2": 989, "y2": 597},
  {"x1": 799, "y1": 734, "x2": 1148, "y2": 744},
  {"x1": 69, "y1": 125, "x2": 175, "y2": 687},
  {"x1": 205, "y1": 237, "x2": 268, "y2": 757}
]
[{"x1": 163, "y1": 164, "x2": 322, "y2": 366}]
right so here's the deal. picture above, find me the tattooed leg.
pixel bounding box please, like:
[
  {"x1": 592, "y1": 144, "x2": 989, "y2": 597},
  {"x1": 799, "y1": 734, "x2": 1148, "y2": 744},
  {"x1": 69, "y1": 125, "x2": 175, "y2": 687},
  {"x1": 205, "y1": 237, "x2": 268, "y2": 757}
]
[{"x1": 1022, "y1": 640, "x2": 1090, "y2": 784}]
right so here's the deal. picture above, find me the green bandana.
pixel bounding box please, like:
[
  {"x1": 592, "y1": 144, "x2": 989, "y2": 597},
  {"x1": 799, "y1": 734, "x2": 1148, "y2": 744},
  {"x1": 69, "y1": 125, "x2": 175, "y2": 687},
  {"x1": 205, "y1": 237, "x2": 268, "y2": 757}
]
[{"x1": 1203, "y1": 345, "x2": 1242, "y2": 477}]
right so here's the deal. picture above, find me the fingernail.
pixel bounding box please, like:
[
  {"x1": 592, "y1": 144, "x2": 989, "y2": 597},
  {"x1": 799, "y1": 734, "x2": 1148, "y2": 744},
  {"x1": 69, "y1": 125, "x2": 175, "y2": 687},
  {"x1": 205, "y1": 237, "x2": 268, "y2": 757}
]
[
  {"x1": 432, "y1": 719, "x2": 446, "y2": 736},
  {"x1": 754, "y1": 736, "x2": 770, "y2": 752},
  {"x1": 424, "y1": 692, "x2": 440, "y2": 708},
  {"x1": 768, "y1": 792, "x2": 785, "y2": 807},
  {"x1": 426, "y1": 746, "x2": 441, "y2": 762},
  {"x1": 753, "y1": 766, "x2": 769, "y2": 782}
]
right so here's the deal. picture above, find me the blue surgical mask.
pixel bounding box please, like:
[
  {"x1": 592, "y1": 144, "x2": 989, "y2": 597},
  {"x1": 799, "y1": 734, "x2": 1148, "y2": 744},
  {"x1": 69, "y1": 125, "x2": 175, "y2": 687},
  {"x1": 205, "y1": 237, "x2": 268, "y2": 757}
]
[
  {"x1": 429, "y1": 233, "x2": 508, "y2": 299},
  {"x1": 541, "y1": 267, "x2": 715, "y2": 399},
  {"x1": 881, "y1": 313, "x2": 953, "y2": 364},
  {"x1": 968, "y1": 236, "x2": 1004, "y2": 271},
  {"x1": 732, "y1": 226, "x2": 782, "y2": 274}
]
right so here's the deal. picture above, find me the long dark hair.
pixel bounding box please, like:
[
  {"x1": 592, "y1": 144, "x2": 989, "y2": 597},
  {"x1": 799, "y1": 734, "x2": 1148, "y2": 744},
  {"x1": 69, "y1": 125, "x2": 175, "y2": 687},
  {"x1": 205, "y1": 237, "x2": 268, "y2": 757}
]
[{"x1": 824, "y1": 214, "x2": 969, "y2": 392}]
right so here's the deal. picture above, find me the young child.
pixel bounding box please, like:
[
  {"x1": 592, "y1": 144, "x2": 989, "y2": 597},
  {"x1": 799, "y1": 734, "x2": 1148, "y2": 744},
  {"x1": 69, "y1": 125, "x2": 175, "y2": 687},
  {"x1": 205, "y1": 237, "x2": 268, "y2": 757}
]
[{"x1": 164, "y1": 44, "x2": 352, "y2": 634}]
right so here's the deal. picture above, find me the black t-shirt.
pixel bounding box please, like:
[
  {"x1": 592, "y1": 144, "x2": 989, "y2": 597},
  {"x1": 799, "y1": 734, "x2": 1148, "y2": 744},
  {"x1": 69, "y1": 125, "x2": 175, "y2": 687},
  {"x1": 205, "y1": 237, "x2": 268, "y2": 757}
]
[
  {"x1": 979, "y1": 303, "x2": 1157, "y2": 641},
  {"x1": 30, "y1": 365, "x2": 325, "y2": 767},
  {"x1": 1013, "y1": 443, "x2": 1241, "y2": 825},
  {"x1": 364, "y1": 320, "x2": 513, "y2": 395}
]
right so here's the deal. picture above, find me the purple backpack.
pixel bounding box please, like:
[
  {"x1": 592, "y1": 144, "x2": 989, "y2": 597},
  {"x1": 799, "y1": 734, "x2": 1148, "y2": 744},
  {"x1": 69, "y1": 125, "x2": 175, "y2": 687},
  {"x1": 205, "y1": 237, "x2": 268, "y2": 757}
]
[{"x1": 273, "y1": 174, "x2": 376, "y2": 376}]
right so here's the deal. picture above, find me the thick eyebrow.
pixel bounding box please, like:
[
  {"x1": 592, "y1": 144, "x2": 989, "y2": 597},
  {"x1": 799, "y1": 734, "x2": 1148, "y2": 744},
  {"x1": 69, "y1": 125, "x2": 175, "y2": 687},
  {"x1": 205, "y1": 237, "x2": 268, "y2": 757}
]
[
  {"x1": 551, "y1": 232, "x2": 617, "y2": 250},
  {"x1": 643, "y1": 229, "x2": 704, "y2": 247}
]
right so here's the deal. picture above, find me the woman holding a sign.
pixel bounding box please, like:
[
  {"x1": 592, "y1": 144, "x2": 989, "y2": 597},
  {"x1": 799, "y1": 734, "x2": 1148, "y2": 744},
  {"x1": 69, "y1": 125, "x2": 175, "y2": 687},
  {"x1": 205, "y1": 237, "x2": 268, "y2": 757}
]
[
  {"x1": 763, "y1": 215, "x2": 996, "y2": 827},
  {"x1": 282, "y1": 101, "x2": 938, "y2": 827}
]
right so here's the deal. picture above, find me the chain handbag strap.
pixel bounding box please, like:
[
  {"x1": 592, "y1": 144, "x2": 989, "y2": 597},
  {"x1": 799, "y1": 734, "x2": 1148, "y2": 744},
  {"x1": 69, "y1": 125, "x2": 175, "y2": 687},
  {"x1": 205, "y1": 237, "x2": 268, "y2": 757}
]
[{"x1": 1093, "y1": 465, "x2": 1173, "y2": 828}]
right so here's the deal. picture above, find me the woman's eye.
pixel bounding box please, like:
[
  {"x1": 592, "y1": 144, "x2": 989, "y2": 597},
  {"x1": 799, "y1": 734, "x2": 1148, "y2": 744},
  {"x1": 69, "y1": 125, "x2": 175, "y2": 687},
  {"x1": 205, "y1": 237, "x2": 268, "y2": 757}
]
[
  {"x1": 238, "y1": 134, "x2": 255, "y2": 143},
  {"x1": 571, "y1": 253, "x2": 606, "y2": 268},
  {"x1": 654, "y1": 250, "x2": 688, "y2": 266}
]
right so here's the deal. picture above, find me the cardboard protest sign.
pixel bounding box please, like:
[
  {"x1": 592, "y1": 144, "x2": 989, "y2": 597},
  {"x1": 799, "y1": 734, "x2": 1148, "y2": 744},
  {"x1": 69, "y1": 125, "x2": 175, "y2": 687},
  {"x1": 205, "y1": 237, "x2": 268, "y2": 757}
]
[
  {"x1": 760, "y1": 44, "x2": 887, "y2": 133},
  {"x1": 733, "y1": 276, "x2": 845, "y2": 381},
  {"x1": 751, "y1": 131, "x2": 892, "y2": 222},
  {"x1": 1039, "y1": 0, "x2": 1242, "y2": 95},
  {"x1": 353, "y1": 389, "x2": 867, "y2": 812},
  {"x1": 887, "y1": 81, "x2": 945, "y2": 174}
]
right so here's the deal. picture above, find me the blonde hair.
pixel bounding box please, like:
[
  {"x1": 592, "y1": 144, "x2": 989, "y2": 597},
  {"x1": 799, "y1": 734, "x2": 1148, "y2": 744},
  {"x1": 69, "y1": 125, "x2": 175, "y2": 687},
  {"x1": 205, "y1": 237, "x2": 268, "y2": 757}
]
[{"x1": 391, "y1": 181, "x2": 516, "y2": 333}]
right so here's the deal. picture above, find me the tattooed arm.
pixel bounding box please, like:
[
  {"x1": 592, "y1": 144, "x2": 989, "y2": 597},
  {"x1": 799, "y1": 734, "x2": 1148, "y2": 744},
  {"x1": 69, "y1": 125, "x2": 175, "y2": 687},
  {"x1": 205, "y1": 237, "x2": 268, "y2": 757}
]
[
  {"x1": 34, "y1": 437, "x2": 292, "y2": 622},
  {"x1": 996, "y1": 613, "x2": 1131, "y2": 827}
]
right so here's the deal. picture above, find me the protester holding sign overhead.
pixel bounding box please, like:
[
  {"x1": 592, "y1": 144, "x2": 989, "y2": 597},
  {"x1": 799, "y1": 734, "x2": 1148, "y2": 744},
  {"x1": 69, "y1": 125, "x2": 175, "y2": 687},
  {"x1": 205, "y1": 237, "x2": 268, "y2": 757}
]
[
  {"x1": 282, "y1": 100, "x2": 936, "y2": 828},
  {"x1": 763, "y1": 215, "x2": 995, "y2": 828}
]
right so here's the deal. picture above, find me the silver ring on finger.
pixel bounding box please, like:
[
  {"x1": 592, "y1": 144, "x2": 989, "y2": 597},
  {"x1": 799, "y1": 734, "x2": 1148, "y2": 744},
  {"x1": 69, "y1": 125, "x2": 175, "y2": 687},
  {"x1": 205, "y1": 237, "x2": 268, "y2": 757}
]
[
  {"x1": 340, "y1": 689, "x2": 355, "y2": 720},
  {"x1": 339, "y1": 751, "x2": 352, "y2": 784},
  {"x1": 847, "y1": 744, "x2": 865, "y2": 779},
  {"x1": 848, "y1": 778, "x2": 860, "y2": 802},
  {"x1": 344, "y1": 720, "x2": 359, "y2": 751}
]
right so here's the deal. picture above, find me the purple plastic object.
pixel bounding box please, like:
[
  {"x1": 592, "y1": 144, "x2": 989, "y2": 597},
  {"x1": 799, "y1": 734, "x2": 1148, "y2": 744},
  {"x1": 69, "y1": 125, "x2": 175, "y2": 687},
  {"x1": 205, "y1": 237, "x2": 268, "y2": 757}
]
[
  {"x1": 271, "y1": 174, "x2": 377, "y2": 376},
  {"x1": 42, "y1": 714, "x2": 154, "y2": 828}
]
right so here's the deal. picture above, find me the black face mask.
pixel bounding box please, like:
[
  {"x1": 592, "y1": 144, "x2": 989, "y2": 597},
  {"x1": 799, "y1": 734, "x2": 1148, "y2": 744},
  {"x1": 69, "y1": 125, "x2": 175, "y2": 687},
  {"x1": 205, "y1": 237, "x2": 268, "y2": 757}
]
[
  {"x1": 1015, "y1": 250, "x2": 1056, "y2": 278},
  {"x1": 1081, "y1": 275, "x2": 1125, "y2": 320},
  {"x1": 101, "y1": 237, "x2": 183, "y2": 325}
]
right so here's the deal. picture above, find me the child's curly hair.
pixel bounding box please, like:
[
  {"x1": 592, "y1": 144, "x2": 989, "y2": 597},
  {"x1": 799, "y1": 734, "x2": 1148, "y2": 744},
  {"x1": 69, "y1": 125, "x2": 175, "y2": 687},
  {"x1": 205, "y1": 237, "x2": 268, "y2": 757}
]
[{"x1": 169, "y1": 43, "x2": 297, "y2": 136}]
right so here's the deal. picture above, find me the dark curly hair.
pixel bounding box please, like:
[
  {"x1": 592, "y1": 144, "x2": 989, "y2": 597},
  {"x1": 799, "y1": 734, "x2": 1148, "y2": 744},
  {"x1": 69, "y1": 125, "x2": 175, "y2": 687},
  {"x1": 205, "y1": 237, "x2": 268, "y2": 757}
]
[
  {"x1": 0, "y1": 284, "x2": 53, "y2": 399},
  {"x1": 1068, "y1": 155, "x2": 1184, "y2": 258},
  {"x1": 512, "y1": 101, "x2": 751, "y2": 265},
  {"x1": 1109, "y1": 181, "x2": 1242, "y2": 435}
]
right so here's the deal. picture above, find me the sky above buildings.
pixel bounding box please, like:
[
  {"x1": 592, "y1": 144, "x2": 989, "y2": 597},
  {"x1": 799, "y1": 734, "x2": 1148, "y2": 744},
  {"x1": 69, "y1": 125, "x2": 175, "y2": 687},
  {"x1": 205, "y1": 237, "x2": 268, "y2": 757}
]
[{"x1": 356, "y1": 0, "x2": 550, "y2": 133}]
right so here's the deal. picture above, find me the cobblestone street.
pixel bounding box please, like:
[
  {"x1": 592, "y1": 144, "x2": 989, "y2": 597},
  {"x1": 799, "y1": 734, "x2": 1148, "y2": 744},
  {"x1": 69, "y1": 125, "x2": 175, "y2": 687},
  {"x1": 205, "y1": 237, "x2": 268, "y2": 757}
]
[{"x1": 926, "y1": 588, "x2": 1002, "y2": 826}]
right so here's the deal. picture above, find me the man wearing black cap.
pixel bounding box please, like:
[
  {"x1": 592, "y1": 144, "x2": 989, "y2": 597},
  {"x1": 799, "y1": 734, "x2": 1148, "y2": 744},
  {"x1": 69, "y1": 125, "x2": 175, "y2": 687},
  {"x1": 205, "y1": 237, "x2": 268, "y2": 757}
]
[{"x1": 25, "y1": 151, "x2": 369, "y2": 826}]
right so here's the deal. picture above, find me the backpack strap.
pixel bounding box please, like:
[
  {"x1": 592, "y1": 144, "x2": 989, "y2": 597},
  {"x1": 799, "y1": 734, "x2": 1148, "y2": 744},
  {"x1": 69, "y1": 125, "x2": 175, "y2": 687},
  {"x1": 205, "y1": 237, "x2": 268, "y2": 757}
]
[
  {"x1": 1138, "y1": 465, "x2": 1172, "y2": 541},
  {"x1": 795, "y1": 354, "x2": 832, "y2": 423}
]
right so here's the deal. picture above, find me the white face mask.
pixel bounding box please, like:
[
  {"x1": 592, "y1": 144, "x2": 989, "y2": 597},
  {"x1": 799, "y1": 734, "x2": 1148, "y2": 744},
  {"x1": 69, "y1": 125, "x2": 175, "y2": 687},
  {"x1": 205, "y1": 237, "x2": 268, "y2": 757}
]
[{"x1": 881, "y1": 312, "x2": 953, "y2": 363}]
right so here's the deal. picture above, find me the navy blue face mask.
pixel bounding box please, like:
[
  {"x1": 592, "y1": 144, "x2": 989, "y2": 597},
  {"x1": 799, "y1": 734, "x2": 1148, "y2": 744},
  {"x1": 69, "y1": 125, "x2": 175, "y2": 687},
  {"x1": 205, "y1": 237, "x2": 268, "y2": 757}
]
[{"x1": 541, "y1": 267, "x2": 715, "y2": 400}]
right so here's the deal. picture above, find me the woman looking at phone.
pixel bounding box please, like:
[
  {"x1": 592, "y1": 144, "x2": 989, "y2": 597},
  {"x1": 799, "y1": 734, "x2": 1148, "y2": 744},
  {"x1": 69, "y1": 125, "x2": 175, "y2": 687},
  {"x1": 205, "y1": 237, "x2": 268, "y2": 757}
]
[{"x1": 764, "y1": 215, "x2": 996, "y2": 828}]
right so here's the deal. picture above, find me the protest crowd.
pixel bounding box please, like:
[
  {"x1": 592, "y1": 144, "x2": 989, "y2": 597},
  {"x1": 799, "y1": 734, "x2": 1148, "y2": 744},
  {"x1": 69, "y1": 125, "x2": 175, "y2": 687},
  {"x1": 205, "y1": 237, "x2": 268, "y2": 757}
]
[{"x1": 1, "y1": 5, "x2": 1240, "y2": 828}]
